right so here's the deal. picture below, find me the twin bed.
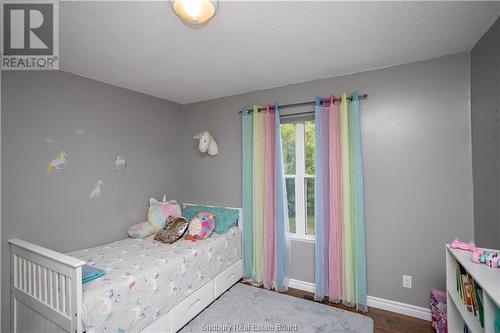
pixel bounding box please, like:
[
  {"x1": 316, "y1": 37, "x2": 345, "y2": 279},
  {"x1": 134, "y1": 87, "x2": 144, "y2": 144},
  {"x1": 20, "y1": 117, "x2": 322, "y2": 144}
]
[{"x1": 9, "y1": 204, "x2": 243, "y2": 333}]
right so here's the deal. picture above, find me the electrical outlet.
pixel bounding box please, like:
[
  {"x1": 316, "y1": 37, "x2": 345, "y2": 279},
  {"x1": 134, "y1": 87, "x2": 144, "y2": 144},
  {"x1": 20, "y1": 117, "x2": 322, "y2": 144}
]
[{"x1": 403, "y1": 275, "x2": 412, "y2": 288}]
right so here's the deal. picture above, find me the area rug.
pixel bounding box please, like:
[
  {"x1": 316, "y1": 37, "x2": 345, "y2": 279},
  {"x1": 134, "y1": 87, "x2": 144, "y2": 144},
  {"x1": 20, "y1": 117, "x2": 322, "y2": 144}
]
[{"x1": 180, "y1": 283, "x2": 374, "y2": 333}]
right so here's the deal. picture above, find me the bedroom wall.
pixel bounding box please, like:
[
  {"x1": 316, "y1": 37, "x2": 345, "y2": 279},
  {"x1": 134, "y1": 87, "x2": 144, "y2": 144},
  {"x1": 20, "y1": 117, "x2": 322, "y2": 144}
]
[
  {"x1": 181, "y1": 53, "x2": 474, "y2": 309},
  {"x1": 471, "y1": 17, "x2": 500, "y2": 249},
  {"x1": 1, "y1": 71, "x2": 185, "y2": 333}
]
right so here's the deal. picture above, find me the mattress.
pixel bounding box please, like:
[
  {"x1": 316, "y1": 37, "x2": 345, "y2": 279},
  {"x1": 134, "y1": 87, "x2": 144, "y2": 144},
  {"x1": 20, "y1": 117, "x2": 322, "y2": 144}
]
[{"x1": 67, "y1": 227, "x2": 241, "y2": 333}]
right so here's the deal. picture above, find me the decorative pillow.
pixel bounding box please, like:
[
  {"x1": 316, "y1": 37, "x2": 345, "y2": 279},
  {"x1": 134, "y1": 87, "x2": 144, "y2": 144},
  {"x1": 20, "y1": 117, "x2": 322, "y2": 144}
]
[
  {"x1": 185, "y1": 212, "x2": 215, "y2": 241},
  {"x1": 128, "y1": 221, "x2": 157, "y2": 239},
  {"x1": 148, "y1": 196, "x2": 182, "y2": 230},
  {"x1": 182, "y1": 205, "x2": 238, "y2": 234},
  {"x1": 154, "y1": 217, "x2": 189, "y2": 244}
]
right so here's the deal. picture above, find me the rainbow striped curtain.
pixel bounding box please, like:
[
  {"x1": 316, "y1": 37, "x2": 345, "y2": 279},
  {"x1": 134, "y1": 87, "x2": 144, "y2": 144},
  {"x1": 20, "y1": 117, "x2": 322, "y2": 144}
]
[
  {"x1": 314, "y1": 92, "x2": 367, "y2": 312},
  {"x1": 241, "y1": 104, "x2": 288, "y2": 291}
]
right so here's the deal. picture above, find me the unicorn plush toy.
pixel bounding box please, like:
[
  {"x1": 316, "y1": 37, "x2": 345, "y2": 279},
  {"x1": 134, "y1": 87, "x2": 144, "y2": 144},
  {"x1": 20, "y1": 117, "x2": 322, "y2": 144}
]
[
  {"x1": 193, "y1": 131, "x2": 218, "y2": 156},
  {"x1": 128, "y1": 196, "x2": 182, "y2": 238}
]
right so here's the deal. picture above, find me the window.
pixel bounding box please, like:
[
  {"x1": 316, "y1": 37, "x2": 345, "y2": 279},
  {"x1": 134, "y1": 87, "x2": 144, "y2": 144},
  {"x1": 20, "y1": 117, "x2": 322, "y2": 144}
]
[{"x1": 281, "y1": 120, "x2": 315, "y2": 241}]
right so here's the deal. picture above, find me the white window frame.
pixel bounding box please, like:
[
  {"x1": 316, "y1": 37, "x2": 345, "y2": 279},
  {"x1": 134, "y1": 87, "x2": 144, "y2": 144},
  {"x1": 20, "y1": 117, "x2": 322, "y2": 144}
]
[{"x1": 284, "y1": 121, "x2": 315, "y2": 242}]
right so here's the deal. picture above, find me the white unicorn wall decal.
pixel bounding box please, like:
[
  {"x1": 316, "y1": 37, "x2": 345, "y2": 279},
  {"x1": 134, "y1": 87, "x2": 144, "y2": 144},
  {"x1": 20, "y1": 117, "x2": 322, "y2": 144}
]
[
  {"x1": 89, "y1": 178, "x2": 104, "y2": 199},
  {"x1": 115, "y1": 155, "x2": 126, "y2": 172},
  {"x1": 193, "y1": 131, "x2": 218, "y2": 156},
  {"x1": 46, "y1": 150, "x2": 67, "y2": 174}
]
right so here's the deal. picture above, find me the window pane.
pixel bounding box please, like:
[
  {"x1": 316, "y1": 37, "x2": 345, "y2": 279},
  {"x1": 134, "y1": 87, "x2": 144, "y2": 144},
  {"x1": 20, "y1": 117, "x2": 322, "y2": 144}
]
[
  {"x1": 304, "y1": 121, "x2": 315, "y2": 175},
  {"x1": 280, "y1": 123, "x2": 296, "y2": 174},
  {"x1": 305, "y1": 177, "x2": 315, "y2": 235},
  {"x1": 285, "y1": 177, "x2": 296, "y2": 233}
]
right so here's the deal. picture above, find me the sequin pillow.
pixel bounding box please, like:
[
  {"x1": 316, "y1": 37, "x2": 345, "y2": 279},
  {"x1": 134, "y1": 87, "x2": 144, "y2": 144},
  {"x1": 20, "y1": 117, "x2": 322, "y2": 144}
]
[
  {"x1": 185, "y1": 212, "x2": 215, "y2": 241},
  {"x1": 154, "y1": 217, "x2": 189, "y2": 244}
]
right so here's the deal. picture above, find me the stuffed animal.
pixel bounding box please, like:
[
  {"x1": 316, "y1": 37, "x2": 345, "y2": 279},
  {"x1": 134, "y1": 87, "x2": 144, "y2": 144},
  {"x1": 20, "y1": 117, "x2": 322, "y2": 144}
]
[
  {"x1": 193, "y1": 131, "x2": 218, "y2": 156},
  {"x1": 128, "y1": 222, "x2": 157, "y2": 239},
  {"x1": 147, "y1": 196, "x2": 182, "y2": 230},
  {"x1": 185, "y1": 212, "x2": 215, "y2": 241},
  {"x1": 128, "y1": 196, "x2": 181, "y2": 238},
  {"x1": 486, "y1": 253, "x2": 499, "y2": 268},
  {"x1": 452, "y1": 239, "x2": 499, "y2": 268},
  {"x1": 472, "y1": 248, "x2": 486, "y2": 263},
  {"x1": 451, "y1": 239, "x2": 477, "y2": 252}
]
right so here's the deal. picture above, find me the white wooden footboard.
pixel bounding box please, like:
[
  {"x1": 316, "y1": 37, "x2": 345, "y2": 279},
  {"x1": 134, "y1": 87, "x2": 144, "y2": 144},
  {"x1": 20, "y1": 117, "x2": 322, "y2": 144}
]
[
  {"x1": 9, "y1": 239, "x2": 86, "y2": 333},
  {"x1": 9, "y1": 204, "x2": 243, "y2": 333}
]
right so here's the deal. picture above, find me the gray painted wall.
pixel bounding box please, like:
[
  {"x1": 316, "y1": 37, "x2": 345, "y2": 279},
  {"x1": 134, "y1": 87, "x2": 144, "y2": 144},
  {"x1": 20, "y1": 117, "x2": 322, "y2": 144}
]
[
  {"x1": 181, "y1": 53, "x2": 474, "y2": 308},
  {"x1": 471, "y1": 17, "x2": 500, "y2": 249},
  {"x1": 1, "y1": 52, "x2": 475, "y2": 323},
  {"x1": 1, "y1": 71, "x2": 184, "y2": 333}
]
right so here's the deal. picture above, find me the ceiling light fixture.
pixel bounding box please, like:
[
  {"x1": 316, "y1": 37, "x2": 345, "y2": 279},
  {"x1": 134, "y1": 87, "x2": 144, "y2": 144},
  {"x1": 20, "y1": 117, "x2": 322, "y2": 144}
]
[{"x1": 171, "y1": 0, "x2": 218, "y2": 25}]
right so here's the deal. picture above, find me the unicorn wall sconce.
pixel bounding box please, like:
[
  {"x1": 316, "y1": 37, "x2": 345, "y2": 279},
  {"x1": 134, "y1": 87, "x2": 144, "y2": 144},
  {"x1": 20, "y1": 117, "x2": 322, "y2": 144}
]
[{"x1": 193, "y1": 131, "x2": 218, "y2": 156}]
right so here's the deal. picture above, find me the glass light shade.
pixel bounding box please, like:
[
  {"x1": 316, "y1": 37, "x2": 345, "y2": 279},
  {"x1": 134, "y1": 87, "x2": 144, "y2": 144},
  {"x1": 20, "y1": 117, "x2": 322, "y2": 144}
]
[{"x1": 172, "y1": 0, "x2": 218, "y2": 25}]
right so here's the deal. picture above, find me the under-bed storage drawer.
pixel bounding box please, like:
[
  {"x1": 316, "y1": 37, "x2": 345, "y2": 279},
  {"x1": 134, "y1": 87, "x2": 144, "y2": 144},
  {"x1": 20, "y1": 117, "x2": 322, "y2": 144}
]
[
  {"x1": 170, "y1": 280, "x2": 215, "y2": 332},
  {"x1": 214, "y1": 260, "x2": 243, "y2": 298},
  {"x1": 140, "y1": 311, "x2": 172, "y2": 333}
]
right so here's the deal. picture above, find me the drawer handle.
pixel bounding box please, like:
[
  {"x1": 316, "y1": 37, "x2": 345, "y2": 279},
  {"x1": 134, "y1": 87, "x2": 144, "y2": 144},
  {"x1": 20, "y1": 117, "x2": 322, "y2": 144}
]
[
  {"x1": 189, "y1": 298, "x2": 201, "y2": 309},
  {"x1": 227, "y1": 273, "x2": 235, "y2": 280}
]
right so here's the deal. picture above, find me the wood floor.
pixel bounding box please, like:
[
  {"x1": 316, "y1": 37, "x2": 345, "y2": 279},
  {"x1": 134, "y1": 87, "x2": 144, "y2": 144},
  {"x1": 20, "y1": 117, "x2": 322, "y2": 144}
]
[{"x1": 241, "y1": 281, "x2": 434, "y2": 333}]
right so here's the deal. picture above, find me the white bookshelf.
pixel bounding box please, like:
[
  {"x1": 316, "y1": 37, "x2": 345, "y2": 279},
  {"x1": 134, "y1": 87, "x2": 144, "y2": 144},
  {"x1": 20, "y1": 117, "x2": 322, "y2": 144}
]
[{"x1": 446, "y1": 245, "x2": 500, "y2": 333}]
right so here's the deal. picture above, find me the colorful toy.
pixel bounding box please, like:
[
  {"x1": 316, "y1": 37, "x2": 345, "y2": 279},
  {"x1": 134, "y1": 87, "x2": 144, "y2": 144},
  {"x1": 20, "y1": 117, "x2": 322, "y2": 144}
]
[
  {"x1": 128, "y1": 196, "x2": 181, "y2": 238},
  {"x1": 478, "y1": 252, "x2": 489, "y2": 264},
  {"x1": 472, "y1": 248, "x2": 486, "y2": 263},
  {"x1": 147, "y1": 196, "x2": 181, "y2": 230},
  {"x1": 185, "y1": 212, "x2": 215, "y2": 241},
  {"x1": 486, "y1": 253, "x2": 499, "y2": 268},
  {"x1": 430, "y1": 289, "x2": 447, "y2": 333},
  {"x1": 451, "y1": 239, "x2": 476, "y2": 252},
  {"x1": 128, "y1": 221, "x2": 157, "y2": 239},
  {"x1": 452, "y1": 239, "x2": 499, "y2": 269}
]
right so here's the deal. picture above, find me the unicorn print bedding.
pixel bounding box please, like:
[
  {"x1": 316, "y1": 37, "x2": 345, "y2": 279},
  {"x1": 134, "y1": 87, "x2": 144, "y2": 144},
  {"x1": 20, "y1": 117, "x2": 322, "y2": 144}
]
[{"x1": 67, "y1": 226, "x2": 241, "y2": 333}]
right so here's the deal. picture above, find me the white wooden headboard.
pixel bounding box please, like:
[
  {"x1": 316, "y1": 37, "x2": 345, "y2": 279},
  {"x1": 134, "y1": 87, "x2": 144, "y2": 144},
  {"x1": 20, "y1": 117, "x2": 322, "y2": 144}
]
[{"x1": 181, "y1": 202, "x2": 243, "y2": 231}]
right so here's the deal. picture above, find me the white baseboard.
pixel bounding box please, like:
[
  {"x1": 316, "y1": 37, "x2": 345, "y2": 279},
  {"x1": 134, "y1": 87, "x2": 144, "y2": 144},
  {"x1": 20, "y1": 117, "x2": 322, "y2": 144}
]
[
  {"x1": 366, "y1": 295, "x2": 431, "y2": 321},
  {"x1": 287, "y1": 279, "x2": 431, "y2": 321},
  {"x1": 288, "y1": 278, "x2": 315, "y2": 293}
]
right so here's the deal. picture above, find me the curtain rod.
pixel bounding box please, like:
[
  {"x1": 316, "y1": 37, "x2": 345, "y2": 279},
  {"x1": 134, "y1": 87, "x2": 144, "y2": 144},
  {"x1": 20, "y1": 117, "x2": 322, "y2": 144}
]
[{"x1": 238, "y1": 93, "x2": 368, "y2": 114}]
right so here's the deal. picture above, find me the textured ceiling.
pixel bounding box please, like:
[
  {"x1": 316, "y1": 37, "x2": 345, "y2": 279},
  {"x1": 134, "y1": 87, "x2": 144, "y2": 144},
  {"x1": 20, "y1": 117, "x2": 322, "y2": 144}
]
[{"x1": 60, "y1": 1, "x2": 500, "y2": 104}]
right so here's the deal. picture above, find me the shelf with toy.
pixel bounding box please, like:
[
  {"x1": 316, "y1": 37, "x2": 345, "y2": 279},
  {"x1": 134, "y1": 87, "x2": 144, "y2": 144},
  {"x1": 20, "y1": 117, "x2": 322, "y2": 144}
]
[
  {"x1": 448, "y1": 242, "x2": 500, "y2": 306},
  {"x1": 446, "y1": 242, "x2": 500, "y2": 333}
]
